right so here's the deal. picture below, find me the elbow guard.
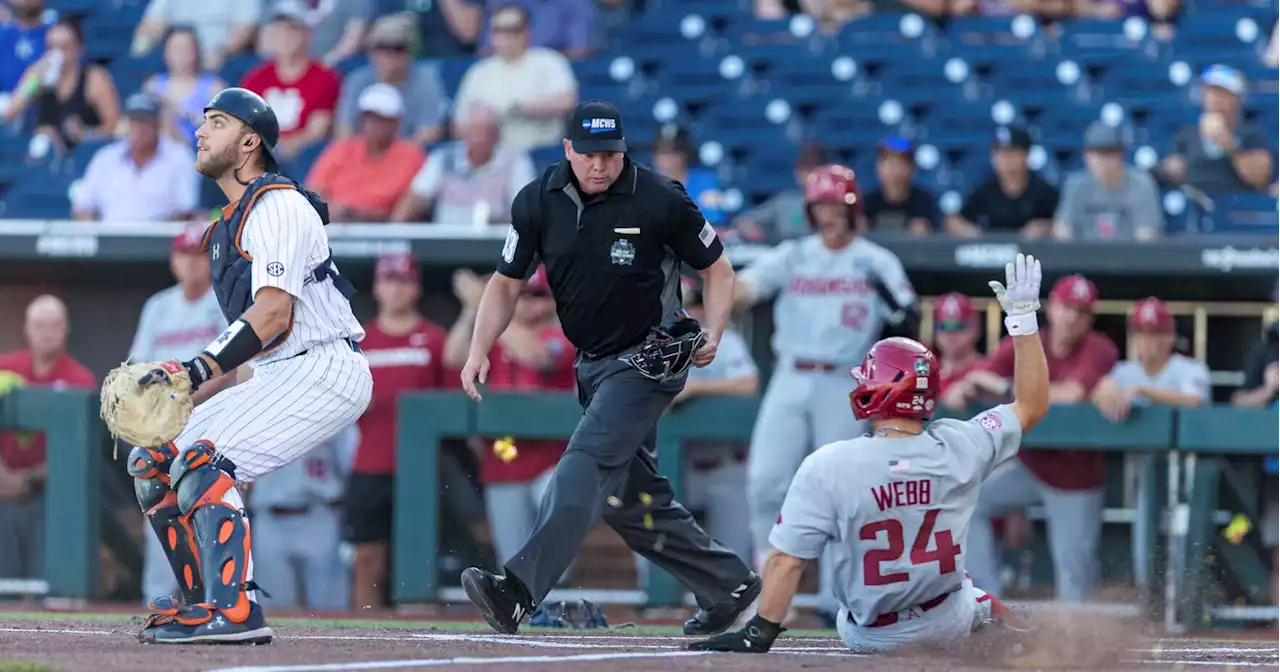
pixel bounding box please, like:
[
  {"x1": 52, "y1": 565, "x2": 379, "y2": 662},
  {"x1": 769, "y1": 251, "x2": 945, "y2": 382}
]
[{"x1": 202, "y1": 319, "x2": 265, "y2": 374}]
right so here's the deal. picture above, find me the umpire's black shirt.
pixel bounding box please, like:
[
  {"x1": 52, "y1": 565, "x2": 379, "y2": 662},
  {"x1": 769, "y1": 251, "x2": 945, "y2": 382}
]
[{"x1": 497, "y1": 157, "x2": 724, "y2": 356}]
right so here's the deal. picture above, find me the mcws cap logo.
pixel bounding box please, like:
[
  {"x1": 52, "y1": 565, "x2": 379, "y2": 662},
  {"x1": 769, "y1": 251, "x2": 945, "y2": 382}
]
[{"x1": 583, "y1": 117, "x2": 617, "y2": 134}]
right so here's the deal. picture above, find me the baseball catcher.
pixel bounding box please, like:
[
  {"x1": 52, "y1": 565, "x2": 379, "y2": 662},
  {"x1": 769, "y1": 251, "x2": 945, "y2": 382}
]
[{"x1": 689, "y1": 254, "x2": 1049, "y2": 654}]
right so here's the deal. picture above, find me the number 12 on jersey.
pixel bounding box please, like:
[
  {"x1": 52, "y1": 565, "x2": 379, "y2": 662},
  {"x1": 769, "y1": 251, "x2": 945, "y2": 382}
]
[{"x1": 859, "y1": 509, "x2": 961, "y2": 586}]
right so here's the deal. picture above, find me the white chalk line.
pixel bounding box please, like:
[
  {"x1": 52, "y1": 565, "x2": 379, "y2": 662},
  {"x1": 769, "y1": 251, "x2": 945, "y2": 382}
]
[{"x1": 205, "y1": 650, "x2": 714, "y2": 672}]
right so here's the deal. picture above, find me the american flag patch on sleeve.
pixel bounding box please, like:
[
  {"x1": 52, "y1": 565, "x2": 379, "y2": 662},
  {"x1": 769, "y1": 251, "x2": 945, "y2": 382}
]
[
  {"x1": 889, "y1": 459, "x2": 910, "y2": 472},
  {"x1": 698, "y1": 221, "x2": 717, "y2": 247}
]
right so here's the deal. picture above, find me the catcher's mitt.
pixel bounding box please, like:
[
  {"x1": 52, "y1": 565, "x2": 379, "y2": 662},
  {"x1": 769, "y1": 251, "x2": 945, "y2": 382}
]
[
  {"x1": 620, "y1": 314, "x2": 707, "y2": 383},
  {"x1": 100, "y1": 360, "x2": 193, "y2": 448}
]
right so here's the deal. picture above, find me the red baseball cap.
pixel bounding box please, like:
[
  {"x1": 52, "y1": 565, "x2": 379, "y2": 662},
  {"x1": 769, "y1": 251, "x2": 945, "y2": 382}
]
[
  {"x1": 1129, "y1": 297, "x2": 1174, "y2": 332},
  {"x1": 933, "y1": 292, "x2": 974, "y2": 330},
  {"x1": 1049, "y1": 274, "x2": 1097, "y2": 311},
  {"x1": 172, "y1": 224, "x2": 205, "y2": 253},
  {"x1": 375, "y1": 253, "x2": 419, "y2": 281}
]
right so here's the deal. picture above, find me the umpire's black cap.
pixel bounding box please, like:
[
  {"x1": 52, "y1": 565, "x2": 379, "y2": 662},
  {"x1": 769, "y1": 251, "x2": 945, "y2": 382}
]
[
  {"x1": 566, "y1": 100, "x2": 627, "y2": 154},
  {"x1": 205, "y1": 87, "x2": 281, "y2": 172}
]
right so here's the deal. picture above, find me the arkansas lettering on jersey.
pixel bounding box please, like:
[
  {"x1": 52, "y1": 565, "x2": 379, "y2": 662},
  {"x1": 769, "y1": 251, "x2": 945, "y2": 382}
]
[
  {"x1": 0, "y1": 349, "x2": 96, "y2": 470},
  {"x1": 353, "y1": 319, "x2": 450, "y2": 474},
  {"x1": 129, "y1": 285, "x2": 227, "y2": 364},
  {"x1": 480, "y1": 326, "x2": 577, "y2": 484},
  {"x1": 739, "y1": 235, "x2": 916, "y2": 362},
  {"x1": 768, "y1": 404, "x2": 1023, "y2": 626},
  {"x1": 240, "y1": 61, "x2": 341, "y2": 136}
]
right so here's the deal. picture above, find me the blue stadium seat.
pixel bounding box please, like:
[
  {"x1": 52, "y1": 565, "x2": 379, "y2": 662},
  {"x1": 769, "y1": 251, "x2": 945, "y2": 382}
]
[
  {"x1": 219, "y1": 55, "x2": 262, "y2": 88},
  {"x1": 1201, "y1": 194, "x2": 1280, "y2": 234},
  {"x1": 437, "y1": 57, "x2": 473, "y2": 98},
  {"x1": 837, "y1": 13, "x2": 937, "y2": 51},
  {"x1": 530, "y1": 145, "x2": 563, "y2": 172},
  {"x1": 757, "y1": 57, "x2": 852, "y2": 106},
  {"x1": 1055, "y1": 18, "x2": 1150, "y2": 65},
  {"x1": 1100, "y1": 61, "x2": 1190, "y2": 108},
  {"x1": 652, "y1": 50, "x2": 729, "y2": 103}
]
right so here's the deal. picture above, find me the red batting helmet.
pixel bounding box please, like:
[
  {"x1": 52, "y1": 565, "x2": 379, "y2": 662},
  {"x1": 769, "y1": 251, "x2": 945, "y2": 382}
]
[
  {"x1": 804, "y1": 164, "x2": 863, "y2": 230},
  {"x1": 850, "y1": 337, "x2": 940, "y2": 422}
]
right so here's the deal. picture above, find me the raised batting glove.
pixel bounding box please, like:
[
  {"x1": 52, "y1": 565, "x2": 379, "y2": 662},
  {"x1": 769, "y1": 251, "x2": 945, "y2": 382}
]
[
  {"x1": 686, "y1": 615, "x2": 783, "y2": 654},
  {"x1": 988, "y1": 253, "x2": 1042, "y2": 336}
]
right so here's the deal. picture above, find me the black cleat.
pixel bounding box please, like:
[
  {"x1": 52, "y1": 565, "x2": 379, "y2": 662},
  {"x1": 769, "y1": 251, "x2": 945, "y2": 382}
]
[
  {"x1": 682, "y1": 573, "x2": 762, "y2": 636},
  {"x1": 461, "y1": 567, "x2": 529, "y2": 634}
]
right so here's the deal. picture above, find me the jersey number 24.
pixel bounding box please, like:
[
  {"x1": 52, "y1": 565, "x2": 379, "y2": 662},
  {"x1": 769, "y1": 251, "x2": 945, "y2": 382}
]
[{"x1": 859, "y1": 509, "x2": 961, "y2": 586}]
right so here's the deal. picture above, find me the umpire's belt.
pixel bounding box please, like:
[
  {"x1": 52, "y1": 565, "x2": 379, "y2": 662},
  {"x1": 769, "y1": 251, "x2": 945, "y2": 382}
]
[{"x1": 856, "y1": 590, "x2": 953, "y2": 628}]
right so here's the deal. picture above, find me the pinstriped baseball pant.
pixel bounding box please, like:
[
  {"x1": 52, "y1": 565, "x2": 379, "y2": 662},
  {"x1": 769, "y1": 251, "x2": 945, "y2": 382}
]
[{"x1": 172, "y1": 342, "x2": 372, "y2": 482}]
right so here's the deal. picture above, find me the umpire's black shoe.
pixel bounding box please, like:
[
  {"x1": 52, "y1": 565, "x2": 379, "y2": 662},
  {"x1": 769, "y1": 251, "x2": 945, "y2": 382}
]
[
  {"x1": 682, "y1": 573, "x2": 762, "y2": 636},
  {"x1": 462, "y1": 567, "x2": 532, "y2": 634}
]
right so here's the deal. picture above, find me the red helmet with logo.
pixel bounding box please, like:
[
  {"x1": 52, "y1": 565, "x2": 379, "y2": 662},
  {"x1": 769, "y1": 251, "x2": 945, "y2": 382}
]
[
  {"x1": 804, "y1": 164, "x2": 863, "y2": 230},
  {"x1": 850, "y1": 337, "x2": 940, "y2": 421}
]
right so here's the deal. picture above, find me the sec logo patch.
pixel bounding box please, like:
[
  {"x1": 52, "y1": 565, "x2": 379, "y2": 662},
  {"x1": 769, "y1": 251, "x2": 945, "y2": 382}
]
[
  {"x1": 979, "y1": 412, "x2": 1002, "y2": 431},
  {"x1": 266, "y1": 262, "x2": 285, "y2": 277}
]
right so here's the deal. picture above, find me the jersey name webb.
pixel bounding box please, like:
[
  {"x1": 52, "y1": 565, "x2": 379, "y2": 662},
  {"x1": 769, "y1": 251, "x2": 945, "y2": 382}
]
[{"x1": 871, "y1": 479, "x2": 933, "y2": 512}]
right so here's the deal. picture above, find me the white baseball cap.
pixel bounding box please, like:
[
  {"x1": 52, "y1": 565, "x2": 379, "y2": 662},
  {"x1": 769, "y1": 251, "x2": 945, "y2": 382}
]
[
  {"x1": 1202, "y1": 64, "x2": 1245, "y2": 96},
  {"x1": 357, "y1": 83, "x2": 404, "y2": 118}
]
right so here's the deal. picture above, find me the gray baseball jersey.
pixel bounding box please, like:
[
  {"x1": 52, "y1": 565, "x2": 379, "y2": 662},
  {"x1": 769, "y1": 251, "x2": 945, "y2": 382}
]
[
  {"x1": 128, "y1": 286, "x2": 227, "y2": 364},
  {"x1": 769, "y1": 404, "x2": 1023, "y2": 626},
  {"x1": 687, "y1": 329, "x2": 757, "y2": 383},
  {"x1": 1107, "y1": 355, "x2": 1211, "y2": 403},
  {"x1": 738, "y1": 235, "x2": 916, "y2": 361},
  {"x1": 249, "y1": 424, "x2": 357, "y2": 509}
]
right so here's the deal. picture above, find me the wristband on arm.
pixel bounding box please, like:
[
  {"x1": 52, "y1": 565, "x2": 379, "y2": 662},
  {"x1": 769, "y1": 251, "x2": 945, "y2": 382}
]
[
  {"x1": 201, "y1": 319, "x2": 265, "y2": 375},
  {"x1": 1004, "y1": 313, "x2": 1039, "y2": 336}
]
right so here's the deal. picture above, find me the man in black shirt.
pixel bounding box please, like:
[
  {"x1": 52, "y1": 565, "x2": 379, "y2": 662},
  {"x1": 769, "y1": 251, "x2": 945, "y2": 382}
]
[
  {"x1": 457, "y1": 100, "x2": 759, "y2": 634},
  {"x1": 949, "y1": 125, "x2": 1060, "y2": 238},
  {"x1": 862, "y1": 136, "x2": 942, "y2": 236}
]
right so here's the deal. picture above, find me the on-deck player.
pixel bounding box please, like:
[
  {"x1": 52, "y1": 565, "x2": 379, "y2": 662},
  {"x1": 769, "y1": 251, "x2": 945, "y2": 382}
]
[
  {"x1": 125, "y1": 87, "x2": 371, "y2": 645},
  {"x1": 732, "y1": 164, "x2": 919, "y2": 619},
  {"x1": 690, "y1": 254, "x2": 1049, "y2": 654}
]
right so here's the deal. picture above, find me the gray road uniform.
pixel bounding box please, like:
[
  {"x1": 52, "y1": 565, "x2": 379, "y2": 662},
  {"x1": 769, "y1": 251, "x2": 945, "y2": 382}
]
[
  {"x1": 1105, "y1": 355, "x2": 1210, "y2": 587},
  {"x1": 770, "y1": 404, "x2": 1022, "y2": 652},
  {"x1": 250, "y1": 423, "x2": 357, "y2": 611},
  {"x1": 738, "y1": 234, "x2": 916, "y2": 609}
]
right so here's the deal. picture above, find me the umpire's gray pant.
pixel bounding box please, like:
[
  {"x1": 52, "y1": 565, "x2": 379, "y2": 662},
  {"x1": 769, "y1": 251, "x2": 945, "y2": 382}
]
[{"x1": 504, "y1": 353, "x2": 753, "y2": 608}]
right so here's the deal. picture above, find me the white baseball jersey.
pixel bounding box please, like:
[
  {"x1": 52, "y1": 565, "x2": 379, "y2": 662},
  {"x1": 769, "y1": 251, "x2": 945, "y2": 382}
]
[
  {"x1": 769, "y1": 404, "x2": 1023, "y2": 626},
  {"x1": 128, "y1": 286, "x2": 227, "y2": 364},
  {"x1": 238, "y1": 189, "x2": 365, "y2": 366},
  {"x1": 1107, "y1": 355, "x2": 1211, "y2": 403},
  {"x1": 738, "y1": 235, "x2": 916, "y2": 362}
]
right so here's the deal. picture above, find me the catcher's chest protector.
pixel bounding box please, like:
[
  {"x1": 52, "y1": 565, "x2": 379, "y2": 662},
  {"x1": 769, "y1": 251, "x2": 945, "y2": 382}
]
[{"x1": 204, "y1": 174, "x2": 344, "y2": 347}]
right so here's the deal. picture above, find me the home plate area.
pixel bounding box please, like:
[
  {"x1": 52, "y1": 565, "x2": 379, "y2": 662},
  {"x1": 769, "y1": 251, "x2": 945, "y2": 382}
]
[{"x1": 0, "y1": 617, "x2": 1276, "y2": 672}]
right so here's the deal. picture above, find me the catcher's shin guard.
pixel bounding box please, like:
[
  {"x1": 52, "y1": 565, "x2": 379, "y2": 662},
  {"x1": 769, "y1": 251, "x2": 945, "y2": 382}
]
[
  {"x1": 170, "y1": 441, "x2": 257, "y2": 625},
  {"x1": 129, "y1": 443, "x2": 204, "y2": 606}
]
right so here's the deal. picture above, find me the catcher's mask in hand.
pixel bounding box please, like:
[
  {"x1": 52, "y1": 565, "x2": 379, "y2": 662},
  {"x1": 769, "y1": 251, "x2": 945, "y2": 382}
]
[{"x1": 620, "y1": 314, "x2": 707, "y2": 384}]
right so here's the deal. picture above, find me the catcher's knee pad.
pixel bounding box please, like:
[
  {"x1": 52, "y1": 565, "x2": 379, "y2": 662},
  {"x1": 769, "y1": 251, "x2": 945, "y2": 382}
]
[
  {"x1": 129, "y1": 443, "x2": 205, "y2": 605},
  {"x1": 171, "y1": 441, "x2": 254, "y2": 624}
]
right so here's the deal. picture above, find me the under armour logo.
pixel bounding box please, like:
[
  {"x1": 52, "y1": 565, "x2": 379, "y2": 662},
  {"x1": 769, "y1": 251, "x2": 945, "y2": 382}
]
[{"x1": 213, "y1": 615, "x2": 226, "y2": 627}]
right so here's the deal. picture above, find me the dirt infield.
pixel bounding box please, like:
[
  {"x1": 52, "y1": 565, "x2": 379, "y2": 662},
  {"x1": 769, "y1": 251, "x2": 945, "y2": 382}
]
[{"x1": 0, "y1": 614, "x2": 1276, "y2": 672}]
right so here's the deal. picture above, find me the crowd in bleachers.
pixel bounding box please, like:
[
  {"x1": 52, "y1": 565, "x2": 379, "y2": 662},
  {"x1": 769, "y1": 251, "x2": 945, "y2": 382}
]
[{"x1": 0, "y1": 0, "x2": 1275, "y2": 238}]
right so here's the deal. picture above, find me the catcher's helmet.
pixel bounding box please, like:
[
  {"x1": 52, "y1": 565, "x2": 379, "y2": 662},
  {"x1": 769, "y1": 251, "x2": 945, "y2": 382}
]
[
  {"x1": 804, "y1": 163, "x2": 862, "y2": 231},
  {"x1": 204, "y1": 87, "x2": 280, "y2": 172},
  {"x1": 850, "y1": 337, "x2": 939, "y2": 422}
]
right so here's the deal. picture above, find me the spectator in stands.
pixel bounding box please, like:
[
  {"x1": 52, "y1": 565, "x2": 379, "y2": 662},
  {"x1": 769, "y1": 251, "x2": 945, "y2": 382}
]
[
  {"x1": 307, "y1": 83, "x2": 425, "y2": 222},
  {"x1": 476, "y1": 0, "x2": 595, "y2": 59},
  {"x1": 651, "y1": 124, "x2": 724, "y2": 228},
  {"x1": 732, "y1": 141, "x2": 827, "y2": 243},
  {"x1": 1231, "y1": 313, "x2": 1278, "y2": 408},
  {"x1": 133, "y1": 0, "x2": 262, "y2": 70},
  {"x1": 344, "y1": 254, "x2": 449, "y2": 610},
  {"x1": 452, "y1": 4, "x2": 578, "y2": 151},
  {"x1": 0, "y1": 0, "x2": 49, "y2": 95},
  {"x1": 0, "y1": 295, "x2": 95, "y2": 582},
  {"x1": 143, "y1": 27, "x2": 225, "y2": 147},
  {"x1": 3, "y1": 17, "x2": 120, "y2": 154},
  {"x1": 1054, "y1": 122, "x2": 1164, "y2": 241},
  {"x1": 862, "y1": 136, "x2": 941, "y2": 236},
  {"x1": 1265, "y1": 21, "x2": 1279, "y2": 68},
  {"x1": 1159, "y1": 65, "x2": 1274, "y2": 197},
  {"x1": 336, "y1": 13, "x2": 449, "y2": 145},
  {"x1": 71, "y1": 94, "x2": 200, "y2": 223},
  {"x1": 948, "y1": 125, "x2": 1059, "y2": 239},
  {"x1": 444, "y1": 265, "x2": 577, "y2": 579},
  {"x1": 797, "y1": 0, "x2": 870, "y2": 34},
  {"x1": 931, "y1": 292, "x2": 982, "y2": 397},
  {"x1": 241, "y1": 3, "x2": 341, "y2": 161},
  {"x1": 128, "y1": 224, "x2": 230, "y2": 605},
  {"x1": 261, "y1": 0, "x2": 372, "y2": 67},
  {"x1": 1093, "y1": 297, "x2": 1209, "y2": 592},
  {"x1": 954, "y1": 274, "x2": 1119, "y2": 602},
  {"x1": 392, "y1": 104, "x2": 534, "y2": 224}
]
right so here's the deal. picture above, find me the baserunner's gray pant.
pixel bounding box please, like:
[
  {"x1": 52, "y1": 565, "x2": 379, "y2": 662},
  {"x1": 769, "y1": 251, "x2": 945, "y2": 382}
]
[{"x1": 504, "y1": 352, "x2": 753, "y2": 607}]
